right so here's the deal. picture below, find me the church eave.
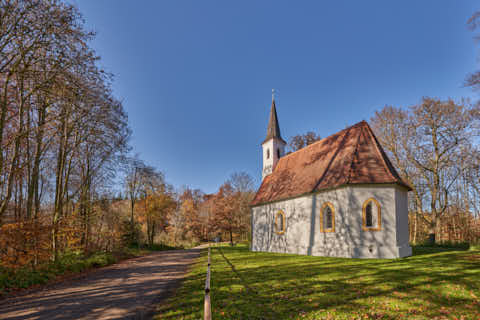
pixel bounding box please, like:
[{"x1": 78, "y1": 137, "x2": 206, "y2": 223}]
[{"x1": 250, "y1": 181, "x2": 411, "y2": 208}]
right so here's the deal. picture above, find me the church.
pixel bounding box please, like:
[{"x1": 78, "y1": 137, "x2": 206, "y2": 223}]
[{"x1": 250, "y1": 98, "x2": 412, "y2": 258}]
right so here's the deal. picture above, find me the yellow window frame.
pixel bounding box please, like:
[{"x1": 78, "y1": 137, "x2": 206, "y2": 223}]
[
  {"x1": 275, "y1": 210, "x2": 286, "y2": 235},
  {"x1": 320, "y1": 202, "x2": 335, "y2": 233}
]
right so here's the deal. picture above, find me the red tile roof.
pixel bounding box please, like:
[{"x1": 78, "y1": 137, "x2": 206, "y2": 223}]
[{"x1": 251, "y1": 121, "x2": 411, "y2": 206}]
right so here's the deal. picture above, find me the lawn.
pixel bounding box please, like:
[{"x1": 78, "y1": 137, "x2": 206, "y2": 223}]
[{"x1": 155, "y1": 244, "x2": 480, "y2": 320}]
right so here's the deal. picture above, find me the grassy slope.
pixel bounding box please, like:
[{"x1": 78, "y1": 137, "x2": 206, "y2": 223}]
[{"x1": 156, "y1": 245, "x2": 480, "y2": 320}]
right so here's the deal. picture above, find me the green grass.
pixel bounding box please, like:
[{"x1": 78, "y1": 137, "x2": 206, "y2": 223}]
[
  {"x1": 156, "y1": 244, "x2": 480, "y2": 320},
  {"x1": 0, "y1": 243, "x2": 180, "y2": 295}
]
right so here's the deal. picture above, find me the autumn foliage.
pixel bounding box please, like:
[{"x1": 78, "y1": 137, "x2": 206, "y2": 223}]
[
  {"x1": 0, "y1": 0, "x2": 129, "y2": 276},
  {"x1": 211, "y1": 183, "x2": 250, "y2": 245},
  {"x1": 0, "y1": 220, "x2": 51, "y2": 269},
  {"x1": 162, "y1": 175, "x2": 254, "y2": 247}
]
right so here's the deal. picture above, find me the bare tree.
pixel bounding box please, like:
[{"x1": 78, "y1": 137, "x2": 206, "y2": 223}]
[
  {"x1": 0, "y1": 0, "x2": 130, "y2": 262},
  {"x1": 466, "y1": 11, "x2": 480, "y2": 92},
  {"x1": 372, "y1": 97, "x2": 480, "y2": 243},
  {"x1": 288, "y1": 131, "x2": 321, "y2": 152},
  {"x1": 122, "y1": 157, "x2": 147, "y2": 244},
  {"x1": 228, "y1": 172, "x2": 255, "y2": 241}
]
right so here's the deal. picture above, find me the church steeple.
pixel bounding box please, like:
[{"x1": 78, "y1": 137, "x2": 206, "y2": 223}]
[
  {"x1": 261, "y1": 92, "x2": 286, "y2": 180},
  {"x1": 263, "y1": 98, "x2": 286, "y2": 144}
]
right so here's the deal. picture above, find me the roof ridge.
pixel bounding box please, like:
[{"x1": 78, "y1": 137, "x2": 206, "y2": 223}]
[
  {"x1": 278, "y1": 120, "x2": 366, "y2": 162},
  {"x1": 362, "y1": 121, "x2": 398, "y2": 182},
  {"x1": 345, "y1": 124, "x2": 364, "y2": 184},
  {"x1": 310, "y1": 126, "x2": 352, "y2": 192}
]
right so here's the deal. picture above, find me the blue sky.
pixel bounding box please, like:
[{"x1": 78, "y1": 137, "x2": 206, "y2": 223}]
[{"x1": 72, "y1": 1, "x2": 479, "y2": 193}]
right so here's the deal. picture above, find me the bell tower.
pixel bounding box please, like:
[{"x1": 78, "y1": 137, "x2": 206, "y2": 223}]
[{"x1": 262, "y1": 91, "x2": 286, "y2": 180}]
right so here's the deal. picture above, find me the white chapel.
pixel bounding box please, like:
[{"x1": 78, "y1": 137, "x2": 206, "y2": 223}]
[{"x1": 250, "y1": 98, "x2": 412, "y2": 258}]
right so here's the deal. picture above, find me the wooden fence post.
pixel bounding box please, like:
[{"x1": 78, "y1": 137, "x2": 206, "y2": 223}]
[{"x1": 204, "y1": 245, "x2": 212, "y2": 320}]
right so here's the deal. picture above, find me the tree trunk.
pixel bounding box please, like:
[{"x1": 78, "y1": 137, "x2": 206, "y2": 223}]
[
  {"x1": 52, "y1": 111, "x2": 68, "y2": 261},
  {"x1": 435, "y1": 216, "x2": 442, "y2": 244},
  {"x1": 27, "y1": 102, "x2": 46, "y2": 219},
  {"x1": 428, "y1": 213, "x2": 437, "y2": 245},
  {"x1": 413, "y1": 211, "x2": 418, "y2": 244}
]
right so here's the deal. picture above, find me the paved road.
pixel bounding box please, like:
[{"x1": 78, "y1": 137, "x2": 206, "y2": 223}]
[{"x1": 0, "y1": 249, "x2": 201, "y2": 320}]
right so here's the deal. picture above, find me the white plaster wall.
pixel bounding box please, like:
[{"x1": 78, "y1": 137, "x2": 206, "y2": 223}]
[
  {"x1": 251, "y1": 195, "x2": 312, "y2": 255},
  {"x1": 345, "y1": 186, "x2": 398, "y2": 258},
  {"x1": 251, "y1": 185, "x2": 412, "y2": 259},
  {"x1": 395, "y1": 187, "x2": 412, "y2": 257}
]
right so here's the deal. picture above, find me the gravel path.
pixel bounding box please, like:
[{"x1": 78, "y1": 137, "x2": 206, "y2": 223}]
[{"x1": 0, "y1": 248, "x2": 201, "y2": 320}]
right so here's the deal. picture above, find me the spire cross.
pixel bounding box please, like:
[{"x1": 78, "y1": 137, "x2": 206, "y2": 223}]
[{"x1": 272, "y1": 88, "x2": 276, "y2": 101}]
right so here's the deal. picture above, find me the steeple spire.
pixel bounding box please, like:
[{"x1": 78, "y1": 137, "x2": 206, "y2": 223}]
[
  {"x1": 261, "y1": 91, "x2": 286, "y2": 180},
  {"x1": 263, "y1": 92, "x2": 286, "y2": 144}
]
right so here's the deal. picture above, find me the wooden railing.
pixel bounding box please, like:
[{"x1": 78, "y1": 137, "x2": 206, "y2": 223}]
[{"x1": 204, "y1": 246, "x2": 212, "y2": 320}]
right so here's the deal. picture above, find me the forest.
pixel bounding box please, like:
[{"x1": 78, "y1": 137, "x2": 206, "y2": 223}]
[
  {"x1": 0, "y1": 1, "x2": 255, "y2": 280},
  {"x1": 0, "y1": 0, "x2": 479, "y2": 291}
]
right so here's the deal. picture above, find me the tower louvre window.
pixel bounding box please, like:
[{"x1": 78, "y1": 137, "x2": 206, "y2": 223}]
[
  {"x1": 266, "y1": 149, "x2": 270, "y2": 159},
  {"x1": 277, "y1": 148, "x2": 280, "y2": 158}
]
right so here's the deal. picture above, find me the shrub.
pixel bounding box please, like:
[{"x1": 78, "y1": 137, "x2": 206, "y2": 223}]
[
  {"x1": 86, "y1": 252, "x2": 116, "y2": 268},
  {"x1": 0, "y1": 250, "x2": 119, "y2": 293},
  {"x1": 145, "y1": 243, "x2": 177, "y2": 251},
  {"x1": 415, "y1": 241, "x2": 470, "y2": 249},
  {"x1": 120, "y1": 220, "x2": 142, "y2": 247}
]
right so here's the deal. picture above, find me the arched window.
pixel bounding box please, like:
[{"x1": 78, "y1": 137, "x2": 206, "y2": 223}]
[
  {"x1": 266, "y1": 149, "x2": 270, "y2": 159},
  {"x1": 275, "y1": 210, "x2": 286, "y2": 235},
  {"x1": 365, "y1": 203, "x2": 373, "y2": 227},
  {"x1": 277, "y1": 148, "x2": 281, "y2": 158},
  {"x1": 362, "y1": 198, "x2": 381, "y2": 231},
  {"x1": 320, "y1": 202, "x2": 335, "y2": 232}
]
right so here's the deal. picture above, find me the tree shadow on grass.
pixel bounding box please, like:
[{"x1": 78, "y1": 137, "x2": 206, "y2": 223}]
[
  {"x1": 188, "y1": 246, "x2": 480, "y2": 319},
  {"x1": 155, "y1": 245, "x2": 480, "y2": 319}
]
